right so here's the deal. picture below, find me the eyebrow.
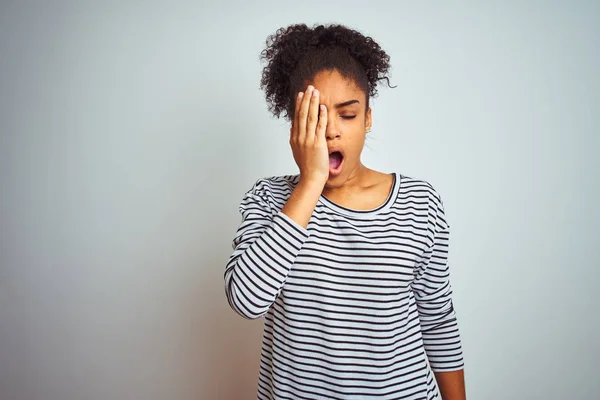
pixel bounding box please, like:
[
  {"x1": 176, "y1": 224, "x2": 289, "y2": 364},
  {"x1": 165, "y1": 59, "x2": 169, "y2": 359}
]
[{"x1": 334, "y1": 99, "x2": 360, "y2": 108}]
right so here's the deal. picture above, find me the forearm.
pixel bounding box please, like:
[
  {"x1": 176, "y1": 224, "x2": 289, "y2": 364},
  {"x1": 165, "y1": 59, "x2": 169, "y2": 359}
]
[
  {"x1": 281, "y1": 177, "x2": 324, "y2": 228},
  {"x1": 434, "y1": 369, "x2": 466, "y2": 400}
]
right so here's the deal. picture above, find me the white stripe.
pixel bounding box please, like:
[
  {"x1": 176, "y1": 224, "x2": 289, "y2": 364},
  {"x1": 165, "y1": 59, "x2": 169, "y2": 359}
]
[{"x1": 225, "y1": 173, "x2": 464, "y2": 399}]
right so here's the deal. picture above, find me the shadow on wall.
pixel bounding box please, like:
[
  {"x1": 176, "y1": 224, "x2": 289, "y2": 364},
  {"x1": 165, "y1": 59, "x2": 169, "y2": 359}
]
[
  {"x1": 192, "y1": 114, "x2": 268, "y2": 400},
  {"x1": 196, "y1": 257, "x2": 264, "y2": 400}
]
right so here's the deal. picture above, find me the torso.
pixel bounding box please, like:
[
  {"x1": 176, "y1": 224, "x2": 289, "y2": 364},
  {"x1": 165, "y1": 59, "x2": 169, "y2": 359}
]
[{"x1": 249, "y1": 172, "x2": 452, "y2": 399}]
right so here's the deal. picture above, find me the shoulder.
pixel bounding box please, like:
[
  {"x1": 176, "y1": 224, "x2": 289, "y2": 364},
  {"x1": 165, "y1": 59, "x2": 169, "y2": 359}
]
[
  {"x1": 399, "y1": 174, "x2": 444, "y2": 205},
  {"x1": 247, "y1": 173, "x2": 299, "y2": 196},
  {"x1": 243, "y1": 173, "x2": 300, "y2": 210},
  {"x1": 398, "y1": 174, "x2": 448, "y2": 229}
]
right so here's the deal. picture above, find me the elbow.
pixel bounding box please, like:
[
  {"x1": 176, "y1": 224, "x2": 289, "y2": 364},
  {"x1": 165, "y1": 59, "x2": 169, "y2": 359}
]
[
  {"x1": 225, "y1": 292, "x2": 268, "y2": 320},
  {"x1": 224, "y1": 275, "x2": 270, "y2": 320},
  {"x1": 233, "y1": 308, "x2": 267, "y2": 320}
]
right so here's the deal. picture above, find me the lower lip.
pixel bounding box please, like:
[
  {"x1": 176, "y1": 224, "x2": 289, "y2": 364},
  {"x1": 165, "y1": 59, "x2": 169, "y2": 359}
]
[{"x1": 329, "y1": 157, "x2": 344, "y2": 177}]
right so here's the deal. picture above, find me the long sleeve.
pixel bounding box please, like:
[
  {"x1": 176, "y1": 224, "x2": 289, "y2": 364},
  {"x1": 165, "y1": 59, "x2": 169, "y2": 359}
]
[
  {"x1": 411, "y1": 192, "x2": 464, "y2": 372},
  {"x1": 224, "y1": 179, "x2": 310, "y2": 319}
]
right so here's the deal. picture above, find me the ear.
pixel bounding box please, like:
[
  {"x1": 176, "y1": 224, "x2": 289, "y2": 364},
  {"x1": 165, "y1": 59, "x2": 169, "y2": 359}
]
[{"x1": 365, "y1": 107, "x2": 372, "y2": 132}]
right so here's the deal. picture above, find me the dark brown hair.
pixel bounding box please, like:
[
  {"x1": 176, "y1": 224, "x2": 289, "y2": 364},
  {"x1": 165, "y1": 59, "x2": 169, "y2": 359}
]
[{"x1": 260, "y1": 23, "x2": 394, "y2": 121}]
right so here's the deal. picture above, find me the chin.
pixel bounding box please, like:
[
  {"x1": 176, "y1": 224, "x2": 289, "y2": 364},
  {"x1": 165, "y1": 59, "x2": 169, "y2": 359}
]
[{"x1": 325, "y1": 173, "x2": 346, "y2": 187}]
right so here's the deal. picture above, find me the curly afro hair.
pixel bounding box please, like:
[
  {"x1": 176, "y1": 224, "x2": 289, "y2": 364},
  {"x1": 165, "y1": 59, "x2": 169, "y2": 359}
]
[{"x1": 260, "y1": 23, "x2": 394, "y2": 121}]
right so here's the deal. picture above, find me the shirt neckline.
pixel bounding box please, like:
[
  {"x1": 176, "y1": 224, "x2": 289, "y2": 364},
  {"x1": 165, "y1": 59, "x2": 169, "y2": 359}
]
[{"x1": 318, "y1": 172, "x2": 400, "y2": 218}]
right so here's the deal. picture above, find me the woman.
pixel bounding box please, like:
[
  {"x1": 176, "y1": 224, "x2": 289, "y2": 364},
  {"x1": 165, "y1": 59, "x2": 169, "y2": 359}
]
[{"x1": 225, "y1": 23, "x2": 466, "y2": 400}]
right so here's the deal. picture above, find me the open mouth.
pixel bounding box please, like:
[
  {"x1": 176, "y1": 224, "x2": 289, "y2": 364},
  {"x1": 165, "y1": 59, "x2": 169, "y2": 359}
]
[{"x1": 328, "y1": 151, "x2": 344, "y2": 174}]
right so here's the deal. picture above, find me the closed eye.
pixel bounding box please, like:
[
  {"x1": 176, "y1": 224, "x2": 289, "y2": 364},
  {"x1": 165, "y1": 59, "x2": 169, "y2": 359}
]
[{"x1": 341, "y1": 115, "x2": 356, "y2": 119}]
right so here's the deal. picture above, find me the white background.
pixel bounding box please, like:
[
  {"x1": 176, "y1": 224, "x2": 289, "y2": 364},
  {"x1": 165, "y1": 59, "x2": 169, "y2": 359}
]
[{"x1": 1, "y1": 1, "x2": 598, "y2": 399}]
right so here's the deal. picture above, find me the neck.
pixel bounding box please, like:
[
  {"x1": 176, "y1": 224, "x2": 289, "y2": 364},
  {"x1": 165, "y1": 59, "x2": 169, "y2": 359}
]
[{"x1": 322, "y1": 163, "x2": 372, "y2": 198}]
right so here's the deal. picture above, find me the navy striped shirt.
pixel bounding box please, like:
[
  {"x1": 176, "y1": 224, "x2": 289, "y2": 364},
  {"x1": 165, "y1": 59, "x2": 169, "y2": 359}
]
[{"x1": 225, "y1": 172, "x2": 464, "y2": 399}]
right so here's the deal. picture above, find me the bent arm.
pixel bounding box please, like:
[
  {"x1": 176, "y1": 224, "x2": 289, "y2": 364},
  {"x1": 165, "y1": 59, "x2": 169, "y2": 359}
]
[
  {"x1": 225, "y1": 210, "x2": 308, "y2": 319},
  {"x1": 224, "y1": 178, "x2": 322, "y2": 319}
]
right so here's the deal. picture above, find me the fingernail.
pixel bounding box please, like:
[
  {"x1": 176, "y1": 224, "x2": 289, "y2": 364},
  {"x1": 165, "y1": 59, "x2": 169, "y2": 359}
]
[
  {"x1": 298, "y1": 92, "x2": 303, "y2": 99},
  {"x1": 313, "y1": 89, "x2": 319, "y2": 97}
]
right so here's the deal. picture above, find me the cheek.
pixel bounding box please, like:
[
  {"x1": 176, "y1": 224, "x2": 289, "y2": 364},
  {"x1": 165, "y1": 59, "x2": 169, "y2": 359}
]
[{"x1": 347, "y1": 134, "x2": 366, "y2": 154}]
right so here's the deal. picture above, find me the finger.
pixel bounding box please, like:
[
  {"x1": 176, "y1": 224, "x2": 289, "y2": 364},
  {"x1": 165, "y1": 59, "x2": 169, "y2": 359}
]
[
  {"x1": 306, "y1": 88, "x2": 320, "y2": 144},
  {"x1": 316, "y1": 104, "x2": 328, "y2": 141},
  {"x1": 297, "y1": 85, "x2": 314, "y2": 144},
  {"x1": 291, "y1": 91, "x2": 303, "y2": 142}
]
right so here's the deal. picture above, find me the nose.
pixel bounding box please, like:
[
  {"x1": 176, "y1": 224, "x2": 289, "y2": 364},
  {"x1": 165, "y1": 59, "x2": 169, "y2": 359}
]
[{"x1": 325, "y1": 118, "x2": 340, "y2": 140}]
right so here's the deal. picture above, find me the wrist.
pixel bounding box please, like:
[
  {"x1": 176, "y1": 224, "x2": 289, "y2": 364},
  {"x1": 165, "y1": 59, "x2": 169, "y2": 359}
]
[{"x1": 298, "y1": 176, "x2": 326, "y2": 193}]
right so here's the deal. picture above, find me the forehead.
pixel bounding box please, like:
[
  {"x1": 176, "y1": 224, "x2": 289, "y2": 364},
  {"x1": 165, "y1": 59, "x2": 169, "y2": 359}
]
[{"x1": 309, "y1": 69, "x2": 364, "y2": 102}]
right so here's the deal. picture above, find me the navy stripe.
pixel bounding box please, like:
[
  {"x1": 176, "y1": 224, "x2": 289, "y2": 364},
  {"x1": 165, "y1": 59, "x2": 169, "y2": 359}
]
[{"x1": 225, "y1": 173, "x2": 463, "y2": 399}]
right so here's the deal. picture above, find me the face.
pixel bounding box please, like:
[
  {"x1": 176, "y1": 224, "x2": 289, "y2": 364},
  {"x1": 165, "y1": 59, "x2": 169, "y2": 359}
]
[{"x1": 308, "y1": 69, "x2": 372, "y2": 187}]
